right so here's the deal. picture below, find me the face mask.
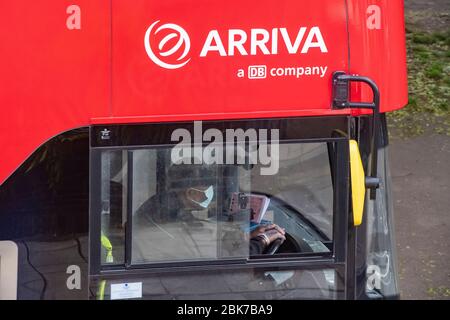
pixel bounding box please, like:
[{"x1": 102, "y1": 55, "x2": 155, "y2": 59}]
[{"x1": 189, "y1": 185, "x2": 214, "y2": 209}]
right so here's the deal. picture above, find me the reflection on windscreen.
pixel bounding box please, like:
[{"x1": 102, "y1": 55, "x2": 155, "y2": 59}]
[{"x1": 248, "y1": 143, "x2": 333, "y2": 239}]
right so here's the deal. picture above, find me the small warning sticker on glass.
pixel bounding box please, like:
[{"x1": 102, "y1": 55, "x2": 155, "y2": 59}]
[{"x1": 110, "y1": 282, "x2": 142, "y2": 300}]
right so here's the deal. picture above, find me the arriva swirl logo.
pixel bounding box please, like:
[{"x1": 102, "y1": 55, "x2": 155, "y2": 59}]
[{"x1": 144, "y1": 21, "x2": 191, "y2": 69}]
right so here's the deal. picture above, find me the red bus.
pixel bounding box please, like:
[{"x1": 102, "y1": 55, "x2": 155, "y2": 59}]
[{"x1": 0, "y1": 0, "x2": 407, "y2": 300}]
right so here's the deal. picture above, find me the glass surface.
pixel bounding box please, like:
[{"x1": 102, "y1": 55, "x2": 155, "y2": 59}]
[
  {"x1": 91, "y1": 267, "x2": 343, "y2": 300},
  {"x1": 99, "y1": 142, "x2": 334, "y2": 265}
]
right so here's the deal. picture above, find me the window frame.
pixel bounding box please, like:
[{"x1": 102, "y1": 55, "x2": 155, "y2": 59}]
[{"x1": 89, "y1": 117, "x2": 350, "y2": 286}]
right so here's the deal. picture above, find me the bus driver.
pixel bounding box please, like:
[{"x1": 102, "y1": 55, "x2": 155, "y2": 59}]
[{"x1": 132, "y1": 161, "x2": 286, "y2": 261}]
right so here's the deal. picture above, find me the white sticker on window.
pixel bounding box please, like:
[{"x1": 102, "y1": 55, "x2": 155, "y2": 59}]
[{"x1": 110, "y1": 282, "x2": 142, "y2": 300}]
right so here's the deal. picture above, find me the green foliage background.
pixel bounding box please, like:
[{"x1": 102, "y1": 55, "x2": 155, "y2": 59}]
[{"x1": 388, "y1": 26, "x2": 450, "y2": 137}]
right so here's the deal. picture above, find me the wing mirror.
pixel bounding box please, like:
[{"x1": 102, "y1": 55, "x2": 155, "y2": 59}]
[{"x1": 349, "y1": 140, "x2": 380, "y2": 226}]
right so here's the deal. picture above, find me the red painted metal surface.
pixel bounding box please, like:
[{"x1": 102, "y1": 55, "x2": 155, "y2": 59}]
[
  {"x1": 0, "y1": 0, "x2": 408, "y2": 185},
  {"x1": 107, "y1": 0, "x2": 349, "y2": 121},
  {"x1": 0, "y1": 1, "x2": 110, "y2": 185},
  {"x1": 347, "y1": 0, "x2": 409, "y2": 115}
]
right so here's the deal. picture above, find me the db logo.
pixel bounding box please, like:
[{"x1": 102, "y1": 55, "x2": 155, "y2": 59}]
[
  {"x1": 144, "y1": 21, "x2": 191, "y2": 69},
  {"x1": 248, "y1": 65, "x2": 267, "y2": 79}
]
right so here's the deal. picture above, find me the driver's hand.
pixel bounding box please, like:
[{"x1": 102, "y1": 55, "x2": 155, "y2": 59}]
[
  {"x1": 264, "y1": 228, "x2": 286, "y2": 245},
  {"x1": 250, "y1": 223, "x2": 285, "y2": 238},
  {"x1": 250, "y1": 224, "x2": 286, "y2": 245}
]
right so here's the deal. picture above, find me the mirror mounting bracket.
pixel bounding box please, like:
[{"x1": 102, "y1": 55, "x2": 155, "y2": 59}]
[{"x1": 332, "y1": 71, "x2": 380, "y2": 199}]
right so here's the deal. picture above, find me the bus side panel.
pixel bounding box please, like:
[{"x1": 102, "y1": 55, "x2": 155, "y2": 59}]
[
  {"x1": 347, "y1": 0, "x2": 408, "y2": 113},
  {"x1": 0, "y1": 1, "x2": 110, "y2": 186}
]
